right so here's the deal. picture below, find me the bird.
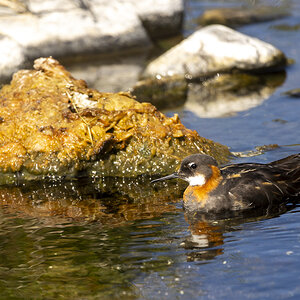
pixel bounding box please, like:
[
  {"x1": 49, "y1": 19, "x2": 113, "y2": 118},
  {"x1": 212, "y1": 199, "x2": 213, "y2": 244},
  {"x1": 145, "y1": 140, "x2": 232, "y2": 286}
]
[{"x1": 151, "y1": 153, "x2": 300, "y2": 212}]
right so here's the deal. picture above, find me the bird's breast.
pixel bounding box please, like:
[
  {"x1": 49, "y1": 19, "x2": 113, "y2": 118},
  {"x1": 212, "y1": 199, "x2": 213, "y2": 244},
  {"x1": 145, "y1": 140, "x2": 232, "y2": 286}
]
[
  {"x1": 183, "y1": 166, "x2": 223, "y2": 211},
  {"x1": 183, "y1": 185, "x2": 209, "y2": 207}
]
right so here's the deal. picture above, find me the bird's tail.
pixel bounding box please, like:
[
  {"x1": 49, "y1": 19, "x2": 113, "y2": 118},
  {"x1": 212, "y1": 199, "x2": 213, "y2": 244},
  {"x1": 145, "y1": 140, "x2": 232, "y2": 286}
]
[{"x1": 270, "y1": 153, "x2": 300, "y2": 196}]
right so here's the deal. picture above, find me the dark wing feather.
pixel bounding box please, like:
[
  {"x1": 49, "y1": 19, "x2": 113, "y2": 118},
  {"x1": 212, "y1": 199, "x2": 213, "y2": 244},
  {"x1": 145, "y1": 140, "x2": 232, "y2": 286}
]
[{"x1": 220, "y1": 154, "x2": 300, "y2": 208}]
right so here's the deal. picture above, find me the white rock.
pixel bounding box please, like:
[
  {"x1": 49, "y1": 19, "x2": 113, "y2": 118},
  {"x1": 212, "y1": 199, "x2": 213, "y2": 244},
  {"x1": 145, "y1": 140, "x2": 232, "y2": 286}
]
[
  {"x1": 0, "y1": 1, "x2": 27, "y2": 14},
  {"x1": 0, "y1": 0, "x2": 183, "y2": 81},
  {"x1": 123, "y1": 0, "x2": 184, "y2": 38},
  {"x1": 125, "y1": 0, "x2": 183, "y2": 17},
  {"x1": 0, "y1": 36, "x2": 25, "y2": 79},
  {"x1": 89, "y1": 0, "x2": 151, "y2": 48},
  {"x1": 143, "y1": 24, "x2": 286, "y2": 78},
  {"x1": 0, "y1": 5, "x2": 151, "y2": 59},
  {"x1": 27, "y1": 0, "x2": 78, "y2": 14}
]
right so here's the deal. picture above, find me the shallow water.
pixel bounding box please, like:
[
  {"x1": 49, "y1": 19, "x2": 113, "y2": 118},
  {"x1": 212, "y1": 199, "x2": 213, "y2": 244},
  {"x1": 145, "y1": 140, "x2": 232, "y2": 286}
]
[{"x1": 1, "y1": 0, "x2": 300, "y2": 299}]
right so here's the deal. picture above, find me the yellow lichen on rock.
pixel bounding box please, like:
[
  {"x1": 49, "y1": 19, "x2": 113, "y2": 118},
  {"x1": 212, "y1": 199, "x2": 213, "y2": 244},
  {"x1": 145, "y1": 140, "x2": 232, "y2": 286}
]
[{"x1": 0, "y1": 57, "x2": 230, "y2": 183}]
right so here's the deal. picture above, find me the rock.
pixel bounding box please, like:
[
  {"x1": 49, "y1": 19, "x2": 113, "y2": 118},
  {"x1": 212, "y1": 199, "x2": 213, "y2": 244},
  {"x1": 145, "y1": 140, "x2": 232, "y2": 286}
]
[
  {"x1": 0, "y1": 57, "x2": 230, "y2": 184},
  {"x1": 27, "y1": 0, "x2": 78, "y2": 14},
  {"x1": 283, "y1": 88, "x2": 300, "y2": 98},
  {"x1": 185, "y1": 73, "x2": 286, "y2": 117},
  {"x1": 143, "y1": 25, "x2": 287, "y2": 79},
  {"x1": 0, "y1": 0, "x2": 184, "y2": 82},
  {"x1": 126, "y1": 0, "x2": 184, "y2": 39},
  {"x1": 131, "y1": 72, "x2": 285, "y2": 114},
  {"x1": 0, "y1": 6, "x2": 151, "y2": 60},
  {"x1": 0, "y1": 35, "x2": 25, "y2": 80},
  {"x1": 131, "y1": 75, "x2": 187, "y2": 109},
  {"x1": 198, "y1": 6, "x2": 289, "y2": 27},
  {"x1": 0, "y1": 0, "x2": 27, "y2": 14},
  {"x1": 271, "y1": 23, "x2": 300, "y2": 31}
]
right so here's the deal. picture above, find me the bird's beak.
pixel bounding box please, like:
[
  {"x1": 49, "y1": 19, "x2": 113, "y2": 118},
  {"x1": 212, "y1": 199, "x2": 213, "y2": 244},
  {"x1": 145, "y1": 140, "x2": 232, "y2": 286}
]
[{"x1": 151, "y1": 172, "x2": 180, "y2": 183}]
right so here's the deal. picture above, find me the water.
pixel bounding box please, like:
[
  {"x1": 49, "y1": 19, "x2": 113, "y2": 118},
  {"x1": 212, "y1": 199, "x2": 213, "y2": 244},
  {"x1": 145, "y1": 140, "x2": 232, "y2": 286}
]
[{"x1": 1, "y1": 0, "x2": 300, "y2": 299}]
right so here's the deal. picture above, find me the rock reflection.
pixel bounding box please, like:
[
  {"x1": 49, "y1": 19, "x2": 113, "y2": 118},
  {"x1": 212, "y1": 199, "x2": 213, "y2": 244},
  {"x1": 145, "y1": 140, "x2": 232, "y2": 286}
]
[
  {"x1": 185, "y1": 72, "x2": 286, "y2": 117},
  {"x1": 65, "y1": 53, "x2": 147, "y2": 93},
  {"x1": 0, "y1": 177, "x2": 185, "y2": 224},
  {"x1": 183, "y1": 204, "x2": 292, "y2": 262}
]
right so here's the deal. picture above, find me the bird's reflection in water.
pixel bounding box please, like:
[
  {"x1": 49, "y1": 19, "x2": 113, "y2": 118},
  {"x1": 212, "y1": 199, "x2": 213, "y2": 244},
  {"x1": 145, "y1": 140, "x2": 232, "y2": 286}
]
[
  {"x1": 185, "y1": 218, "x2": 224, "y2": 261},
  {"x1": 183, "y1": 203, "x2": 296, "y2": 262}
]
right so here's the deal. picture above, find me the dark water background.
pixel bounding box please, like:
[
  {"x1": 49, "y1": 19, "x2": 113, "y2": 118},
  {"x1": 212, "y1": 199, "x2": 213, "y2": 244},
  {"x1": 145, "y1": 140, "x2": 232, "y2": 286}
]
[{"x1": 1, "y1": 0, "x2": 300, "y2": 299}]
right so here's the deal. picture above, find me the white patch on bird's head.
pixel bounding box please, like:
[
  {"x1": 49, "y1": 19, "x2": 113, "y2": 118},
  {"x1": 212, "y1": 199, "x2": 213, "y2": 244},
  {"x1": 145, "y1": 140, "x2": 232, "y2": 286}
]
[{"x1": 186, "y1": 174, "x2": 206, "y2": 186}]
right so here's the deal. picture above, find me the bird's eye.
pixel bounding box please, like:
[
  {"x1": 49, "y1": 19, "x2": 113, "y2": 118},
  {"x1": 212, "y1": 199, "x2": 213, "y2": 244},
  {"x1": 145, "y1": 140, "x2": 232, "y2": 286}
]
[{"x1": 189, "y1": 162, "x2": 197, "y2": 169}]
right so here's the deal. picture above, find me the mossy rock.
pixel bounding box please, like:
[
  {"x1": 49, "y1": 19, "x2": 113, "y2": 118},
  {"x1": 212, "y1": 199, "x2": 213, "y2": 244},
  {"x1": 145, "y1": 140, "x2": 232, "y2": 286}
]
[{"x1": 0, "y1": 57, "x2": 230, "y2": 184}]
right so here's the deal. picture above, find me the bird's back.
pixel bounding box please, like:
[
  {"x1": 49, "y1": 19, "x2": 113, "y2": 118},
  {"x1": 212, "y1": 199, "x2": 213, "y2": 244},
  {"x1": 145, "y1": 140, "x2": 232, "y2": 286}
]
[{"x1": 217, "y1": 153, "x2": 300, "y2": 209}]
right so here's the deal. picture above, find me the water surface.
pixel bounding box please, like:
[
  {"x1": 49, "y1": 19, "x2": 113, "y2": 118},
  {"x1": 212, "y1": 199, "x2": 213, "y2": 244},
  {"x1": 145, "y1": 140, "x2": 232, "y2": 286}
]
[{"x1": 1, "y1": 0, "x2": 300, "y2": 299}]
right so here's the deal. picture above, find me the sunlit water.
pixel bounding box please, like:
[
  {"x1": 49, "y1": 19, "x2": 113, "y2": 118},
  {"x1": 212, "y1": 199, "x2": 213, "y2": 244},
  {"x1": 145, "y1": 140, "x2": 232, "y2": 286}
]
[{"x1": 1, "y1": 0, "x2": 300, "y2": 299}]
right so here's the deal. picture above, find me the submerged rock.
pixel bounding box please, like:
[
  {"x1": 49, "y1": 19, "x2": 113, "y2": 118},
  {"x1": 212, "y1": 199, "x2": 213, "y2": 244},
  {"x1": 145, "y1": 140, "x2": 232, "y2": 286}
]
[
  {"x1": 143, "y1": 25, "x2": 287, "y2": 79},
  {"x1": 198, "y1": 6, "x2": 289, "y2": 27},
  {"x1": 131, "y1": 75, "x2": 188, "y2": 109},
  {"x1": 0, "y1": 57, "x2": 230, "y2": 184}
]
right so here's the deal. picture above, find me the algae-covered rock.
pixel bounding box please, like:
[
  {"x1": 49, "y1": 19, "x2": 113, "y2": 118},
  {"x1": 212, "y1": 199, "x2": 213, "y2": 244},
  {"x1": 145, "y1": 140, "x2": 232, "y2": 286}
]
[{"x1": 0, "y1": 57, "x2": 230, "y2": 184}]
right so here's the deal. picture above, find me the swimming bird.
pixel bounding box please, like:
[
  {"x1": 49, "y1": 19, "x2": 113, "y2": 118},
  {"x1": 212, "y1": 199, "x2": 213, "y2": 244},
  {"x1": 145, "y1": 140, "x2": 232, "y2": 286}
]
[{"x1": 151, "y1": 153, "x2": 300, "y2": 212}]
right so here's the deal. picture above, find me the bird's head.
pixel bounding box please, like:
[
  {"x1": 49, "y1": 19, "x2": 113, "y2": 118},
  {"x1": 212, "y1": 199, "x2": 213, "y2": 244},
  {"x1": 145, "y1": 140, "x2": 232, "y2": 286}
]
[{"x1": 151, "y1": 154, "x2": 219, "y2": 187}]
